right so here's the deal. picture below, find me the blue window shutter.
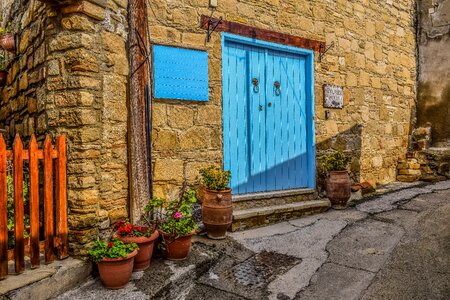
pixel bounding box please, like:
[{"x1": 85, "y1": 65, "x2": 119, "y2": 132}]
[{"x1": 153, "y1": 45, "x2": 209, "y2": 101}]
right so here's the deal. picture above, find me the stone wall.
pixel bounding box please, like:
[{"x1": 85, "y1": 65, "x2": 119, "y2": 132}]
[
  {"x1": 0, "y1": 0, "x2": 130, "y2": 256},
  {"x1": 417, "y1": 0, "x2": 450, "y2": 147},
  {"x1": 148, "y1": 0, "x2": 417, "y2": 197}
]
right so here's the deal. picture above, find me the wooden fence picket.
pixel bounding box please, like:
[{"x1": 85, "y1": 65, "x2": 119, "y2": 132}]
[
  {"x1": 13, "y1": 135, "x2": 25, "y2": 274},
  {"x1": 43, "y1": 136, "x2": 55, "y2": 264},
  {"x1": 0, "y1": 135, "x2": 8, "y2": 279},
  {"x1": 29, "y1": 135, "x2": 40, "y2": 268},
  {"x1": 0, "y1": 134, "x2": 68, "y2": 276}
]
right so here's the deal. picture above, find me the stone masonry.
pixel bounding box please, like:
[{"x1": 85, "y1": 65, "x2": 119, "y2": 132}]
[
  {"x1": 0, "y1": 0, "x2": 130, "y2": 256},
  {"x1": 0, "y1": 0, "x2": 419, "y2": 255},
  {"x1": 148, "y1": 0, "x2": 417, "y2": 197}
]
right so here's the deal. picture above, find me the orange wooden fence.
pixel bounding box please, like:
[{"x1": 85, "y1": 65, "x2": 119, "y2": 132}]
[{"x1": 0, "y1": 134, "x2": 68, "y2": 278}]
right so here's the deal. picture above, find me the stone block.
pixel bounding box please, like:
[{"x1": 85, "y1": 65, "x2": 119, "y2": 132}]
[
  {"x1": 179, "y1": 127, "x2": 211, "y2": 150},
  {"x1": 62, "y1": 1, "x2": 106, "y2": 20},
  {"x1": 61, "y1": 15, "x2": 96, "y2": 32},
  {"x1": 153, "y1": 129, "x2": 178, "y2": 151},
  {"x1": 153, "y1": 158, "x2": 184, "y2": 182},
  {"x1": 397, "y1": 175, "x2": 420, "y2": 182},
  {"x1": 167, "y1": 106, "x2": 194, "y2": 129},
  {"x1": 101, "y1": 31, "x2": 126, "y2": 54}
]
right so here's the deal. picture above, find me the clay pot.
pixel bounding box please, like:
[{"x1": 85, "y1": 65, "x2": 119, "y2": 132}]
[
  {"x1": 326, "y1": 170, "x2": 351, "y2": 209},
  {"x1": 97, "y1": 249, "x2": 137, "y2": 289},
  {"x1": 201, "y1": 188, "x2": 232, "y2": 239},
  {"x1": 0, "y1": 71, "x2": 6, "y2": 86},
  {"x1": 0, "y1": 34, "x2": 15, "y2": 52},
  {"x1": 162, "y1": 231, "x2": 195, "y2": 261},
  {"x1": 113, "y1": 229, "x2": 159, "y2": 271}
]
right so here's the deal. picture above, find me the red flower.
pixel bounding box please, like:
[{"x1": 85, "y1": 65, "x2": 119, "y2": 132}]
[
  {"x1": 108, "y1": 242, "x2": 114, "y2": 248},
  {"x1": 136, "y1": 226, "x2": 142, "y2": 231}
]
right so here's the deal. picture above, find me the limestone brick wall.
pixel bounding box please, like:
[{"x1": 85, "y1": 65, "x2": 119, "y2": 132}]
[
  {"x1": 417, "y1": 0, "x2": 450, "y2": 147},
  {"x1": 0, "y1": 0, "x2": 130, "y2": 256},
  {"x1": 148, "y1": 0, "x2": 417, "y2": 196}
]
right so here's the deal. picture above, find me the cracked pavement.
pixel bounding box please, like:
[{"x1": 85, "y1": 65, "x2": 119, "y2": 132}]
[{"x1": 57, "y1": 180, "x2": 450, "y2": 300}]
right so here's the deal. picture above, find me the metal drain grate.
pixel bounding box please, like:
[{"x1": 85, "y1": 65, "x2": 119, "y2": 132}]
[{"x1": 225, "y1": 251, "x2": 300, "y2": 288}]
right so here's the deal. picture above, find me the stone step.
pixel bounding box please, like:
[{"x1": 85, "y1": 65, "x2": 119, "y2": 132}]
[
  {"x1": 231, "y1": 199, "x2": 331, "y2": 231},
  {"x1": 232, "y1": 188, "x2": 317, "y2": 211}
]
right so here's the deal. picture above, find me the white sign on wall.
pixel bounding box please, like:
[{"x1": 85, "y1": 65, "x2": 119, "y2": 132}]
[{"x1": 323, "y1": 84, "x2": 344, "y2": 109}]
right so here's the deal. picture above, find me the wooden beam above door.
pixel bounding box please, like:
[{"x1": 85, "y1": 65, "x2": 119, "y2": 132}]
[{"x1": 200, "y1": 15, "x2": 325, "y2": 52}]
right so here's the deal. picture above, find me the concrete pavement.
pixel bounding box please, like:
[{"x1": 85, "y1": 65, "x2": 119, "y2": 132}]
[{"x1": 56, "y1": 180, "x2": 450, "y2": 300}]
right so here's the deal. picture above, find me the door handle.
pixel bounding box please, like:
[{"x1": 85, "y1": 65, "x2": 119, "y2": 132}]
[
  {"x1": 268, "y1": 102, "x2": 272, "y2": 107},
  {"x1": 259, "y1": 105, "x2": 263, "y2": 111}
]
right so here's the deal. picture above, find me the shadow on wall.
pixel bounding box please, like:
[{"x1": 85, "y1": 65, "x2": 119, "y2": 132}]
[
  {"x1": 232, "y1": 124, "x2": 363, "y2": 194},
  {"x1": 418, "y1": 82, "x2": 450, "y2": 147},
  {"x1": 316, "y1": 124, "x2": 363, "y2": 193}
]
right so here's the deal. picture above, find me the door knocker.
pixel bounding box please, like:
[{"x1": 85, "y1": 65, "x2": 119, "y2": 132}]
[
  {"x1": 252, "y1": 78, "x2": 259, "y2": 93},
  {"x1": 274, "y1": 81, "x2": 281, "y2": 96}
]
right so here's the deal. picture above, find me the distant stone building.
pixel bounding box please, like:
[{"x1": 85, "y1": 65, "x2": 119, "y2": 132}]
[{"x1": 0, "y1": 0, "x2": 424, "y2": 254}]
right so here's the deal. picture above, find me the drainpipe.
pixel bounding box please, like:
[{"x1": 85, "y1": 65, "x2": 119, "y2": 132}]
[{"x1": 128, "y1": 0, "x2": 153, "y2": 224}]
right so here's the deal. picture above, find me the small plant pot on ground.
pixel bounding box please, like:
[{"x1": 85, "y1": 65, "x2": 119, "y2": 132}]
[
  {"x1": 0, "y1": 34, "x2": 15, "y2": 52},
  {"x1": 97, "y1": 249, "x2": 137, "y2": 289},
  {"x1": 326, "y1": 170, "x2": 351, "y2": 209},
  {"x1": 0, "y1": 71, "x2": 6, "y2": 86},
  {"x1": 201, "y1": 188, "x2": 233, "y2": 239},
  {"x1": 113, "y1": 229, "x2": 159, "y2": 271},
  {"x1": 161, "y1": 231, "x2": 195, "y2": 261}
]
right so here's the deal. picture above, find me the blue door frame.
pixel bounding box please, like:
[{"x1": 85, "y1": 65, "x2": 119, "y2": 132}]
[{"x1": 222, "y1": 33, "x2": 316, "y2": 194}]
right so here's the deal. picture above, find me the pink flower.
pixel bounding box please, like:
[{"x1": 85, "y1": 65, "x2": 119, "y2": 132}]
[{"x1": 174, "y1": 211, "x2": 183, "y2": 219}]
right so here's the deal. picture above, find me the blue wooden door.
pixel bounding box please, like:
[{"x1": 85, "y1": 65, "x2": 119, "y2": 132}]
[{"x1": 222, "y1": 36, "x2": 314, "y2": 195}]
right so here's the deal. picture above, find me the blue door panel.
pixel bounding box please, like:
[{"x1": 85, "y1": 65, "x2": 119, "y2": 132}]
[{"x1": 222, "y1": 35, "x2": 314, "y2": 195}]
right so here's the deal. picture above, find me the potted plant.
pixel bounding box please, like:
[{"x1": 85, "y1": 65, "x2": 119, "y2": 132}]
[
  {"x1": 321, "y1": 150, "x2": 352, "y2": 209},
  {"x1": 199, "y1": 165, "x2": 232, "y2": 239},
  {"x1": 89, "y1": 239, "x2": 138, "y2": 289},
  {"x1": 0, "y1": 22, "x2": 14, "y2": 52},
  {"x1": 145, "y1": 189, "x2": 199, "y2": 261},
  {"x1": 0, "y1": 53, "x2": 7, "y2": 86},
  {"x1": 112, "y1": 220, "x2": 159, "y2": 271}
]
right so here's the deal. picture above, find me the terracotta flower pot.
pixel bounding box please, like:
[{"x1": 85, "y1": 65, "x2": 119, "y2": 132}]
[
  {"x1": 326, "y1": 170, "x2": 351, "y2": 209},
  {"x1": 113, "y1": 229, "x2": 159, "y2": 271},
  {"x1": 162, "y1": 231, "x2": 195, "y2": 261},
  {"x1": 0, "y1": 34, "x2": 15, "y2": 52},
  {"x1": 201, "y1": 188, "x2": 232, "y2": 239},
  {"x1": 97, "y1": 249, "x2": 137, "y2": 289}
]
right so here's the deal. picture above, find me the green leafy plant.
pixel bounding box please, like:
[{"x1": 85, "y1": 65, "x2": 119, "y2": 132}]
[
  {"x1": 145, "y1": 189, "x2": 199, "y2": 238},
  {"x1": 7, "y1": 174, "x2": 30, "y2": 248},
  {"x1": 320, "y1": 150, "x2": 351, "y2": 172},
  {"x1": 0, "y1": 22, "x2": 11, "y2": 36},
  {"x1": 0, "y1": 53, "x2": 6, "y2": 72},
  {"x1": 114, "y1": 220, "x2": 154, "y2": 237},
  {"x1": 88, "y1": 239, "x2": 138, "y2": 263},
  {"x1": 199, "y1": 165, "x2": 231, "y2": 191}
]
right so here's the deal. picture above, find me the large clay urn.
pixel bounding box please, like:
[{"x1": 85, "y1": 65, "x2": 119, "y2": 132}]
[
  {"x1": 113, "y1": 228, "x2": 159, "y2": 271},
  {"x1": 97, "y1": 249, "x2": 137, "y2": 289},
  {"x1": 326, "y1": 170, "x2": 351, "y2": 209},
  {"x1": 201, "y1": 188, "x2": 233, "y2": 239},
  {"x1": 0, "y1": 34, "x2": 15, "y2": 52}
]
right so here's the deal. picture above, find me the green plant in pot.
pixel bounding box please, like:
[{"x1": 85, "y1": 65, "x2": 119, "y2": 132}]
[
  {"x1": 111, "y1": 220, "x2": 159, "y2": 272},
  {"x1": 145, "y1": 189, "x2": 199, "y2": 261},
  {"x1": 321, "y1": 150, "x2": 352, "y2": 209},
  {"x1": 199, "y1": 165, "x2": 232, "y2": 239},
  {"x1": 0, "y1": 21, "x2": 14, "y2": 52},
  {"x1": 89, "y1": 239, "x2": 138, "y2": 289}
]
